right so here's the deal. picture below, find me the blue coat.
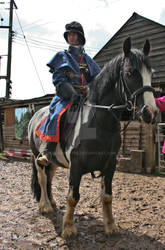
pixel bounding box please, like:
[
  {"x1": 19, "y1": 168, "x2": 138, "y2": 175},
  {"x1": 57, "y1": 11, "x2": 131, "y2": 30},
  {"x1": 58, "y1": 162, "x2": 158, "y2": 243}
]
[{"x1": 35, "y1": 46, "x2": 101, "y2": 142}]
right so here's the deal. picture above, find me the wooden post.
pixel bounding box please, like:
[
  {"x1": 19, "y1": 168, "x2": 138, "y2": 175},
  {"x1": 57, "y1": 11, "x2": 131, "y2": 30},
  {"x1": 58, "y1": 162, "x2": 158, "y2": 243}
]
[
  {"x1": 144, "y1": 124, "x2": 156, "y2": 173},
  {"x1": 0, "y1": 109, "x2": 4, "y2": 152}
]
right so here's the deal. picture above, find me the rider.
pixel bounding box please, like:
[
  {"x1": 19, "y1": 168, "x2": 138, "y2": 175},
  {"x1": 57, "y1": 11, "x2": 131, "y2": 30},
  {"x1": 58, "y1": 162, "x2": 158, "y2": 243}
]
[{"x1": 36, "y1": 21, "x2": 101, "y2": 166}]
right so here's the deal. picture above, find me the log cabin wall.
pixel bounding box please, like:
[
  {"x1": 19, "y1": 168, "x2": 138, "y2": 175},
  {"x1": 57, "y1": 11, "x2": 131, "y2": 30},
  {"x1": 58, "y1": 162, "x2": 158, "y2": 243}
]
[
  {"x1": 120, "y1": 121, "x2": 145, "y2": 155},
  {"x1": 3, "y1": 107, "x2": 31, "y2": 158},
  {"x1": 0, "y1": 94, "x2": 53, "y2": 159},
  {"x1": 94, "y1": 12, "x2": 165, "y2": 93}
]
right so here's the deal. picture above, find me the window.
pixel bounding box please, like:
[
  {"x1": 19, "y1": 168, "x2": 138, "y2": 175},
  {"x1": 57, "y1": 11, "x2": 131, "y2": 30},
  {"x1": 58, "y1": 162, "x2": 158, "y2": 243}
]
[{"x1": 15, "y1": 107, "x2": 31, "y2": 140}]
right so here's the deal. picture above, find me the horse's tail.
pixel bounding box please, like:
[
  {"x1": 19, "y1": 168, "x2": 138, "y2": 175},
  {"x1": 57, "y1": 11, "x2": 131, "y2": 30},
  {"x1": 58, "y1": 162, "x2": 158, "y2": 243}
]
[{"x1": 31, "y1": 155, "x2": 41, "y2": 202}]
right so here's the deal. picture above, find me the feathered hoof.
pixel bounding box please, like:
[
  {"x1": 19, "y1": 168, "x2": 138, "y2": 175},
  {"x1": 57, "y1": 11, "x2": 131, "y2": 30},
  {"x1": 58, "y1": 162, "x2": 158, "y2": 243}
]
[
  {"x1": 37, "y1": 155, "x2": 50, "y2": 167},
  {"x1": 62, "y1": 224, "x2": 77, "y2": 238},
  {"x1": 39, "y1": 202, "x2": 54, "y2": 215},
  {"x1": 50, "y1": 198, "x2": 57, "y2": 208},
  {"x1": 105, "y1": 223, "x2": 119, "y2": 236}
]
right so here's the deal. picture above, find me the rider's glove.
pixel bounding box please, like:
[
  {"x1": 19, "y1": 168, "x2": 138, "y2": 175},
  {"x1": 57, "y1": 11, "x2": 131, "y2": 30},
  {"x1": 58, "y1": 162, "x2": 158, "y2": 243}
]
[{"x1": 57, "y1": 82, "x2": 81, "y2": 104}]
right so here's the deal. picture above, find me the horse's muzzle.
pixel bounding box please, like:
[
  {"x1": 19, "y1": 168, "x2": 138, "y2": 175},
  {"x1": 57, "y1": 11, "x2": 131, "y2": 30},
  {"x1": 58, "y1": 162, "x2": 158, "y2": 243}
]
[{"x1": 141, "y1": 105, "x2": 159, "y2": 124}]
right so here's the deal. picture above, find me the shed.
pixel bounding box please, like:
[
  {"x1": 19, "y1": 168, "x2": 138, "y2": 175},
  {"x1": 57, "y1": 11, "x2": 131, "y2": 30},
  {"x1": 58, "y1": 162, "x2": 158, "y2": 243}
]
[{"x1": 0, "y1": 94, "x2": 53, "y2": 159}]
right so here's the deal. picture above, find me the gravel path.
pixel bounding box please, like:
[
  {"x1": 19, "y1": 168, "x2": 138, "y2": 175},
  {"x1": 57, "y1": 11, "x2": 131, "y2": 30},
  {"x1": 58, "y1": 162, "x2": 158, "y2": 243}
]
[{"x1": 0, "y1": 159, "x2": 165, "y2": 249}]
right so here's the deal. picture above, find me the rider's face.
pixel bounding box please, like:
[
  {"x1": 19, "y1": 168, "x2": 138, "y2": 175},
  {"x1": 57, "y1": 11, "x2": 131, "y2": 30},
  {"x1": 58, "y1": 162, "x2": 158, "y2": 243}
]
[{"x1": 68, "y1": 32, "x2": 79, "y2": 46}]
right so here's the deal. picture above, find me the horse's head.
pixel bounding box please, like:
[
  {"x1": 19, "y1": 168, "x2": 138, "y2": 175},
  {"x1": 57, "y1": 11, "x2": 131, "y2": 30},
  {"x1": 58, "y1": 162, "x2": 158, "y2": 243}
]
[{"x1": 120, "y1": 37, "x2": 158, "y2": 124}]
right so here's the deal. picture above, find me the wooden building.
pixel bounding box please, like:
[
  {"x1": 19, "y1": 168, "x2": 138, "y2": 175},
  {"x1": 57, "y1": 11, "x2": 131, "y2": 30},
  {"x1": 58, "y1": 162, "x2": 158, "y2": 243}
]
[{"x1": 0, "y1": 94, "x2": 53, "y2": 159}]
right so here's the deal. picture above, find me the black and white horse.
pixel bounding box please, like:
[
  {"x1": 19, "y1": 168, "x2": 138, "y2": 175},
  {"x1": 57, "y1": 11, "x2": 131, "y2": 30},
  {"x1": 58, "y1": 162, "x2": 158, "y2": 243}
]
[{"x1": 28, "y1": 37, "x2": 158, "y2": 238}]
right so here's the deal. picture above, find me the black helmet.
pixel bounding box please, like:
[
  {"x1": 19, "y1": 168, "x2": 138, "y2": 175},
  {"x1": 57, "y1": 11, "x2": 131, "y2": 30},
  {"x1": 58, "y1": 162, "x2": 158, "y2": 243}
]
[{"x1": 64, "y1": 21, "x2": 86, "y2": 45}]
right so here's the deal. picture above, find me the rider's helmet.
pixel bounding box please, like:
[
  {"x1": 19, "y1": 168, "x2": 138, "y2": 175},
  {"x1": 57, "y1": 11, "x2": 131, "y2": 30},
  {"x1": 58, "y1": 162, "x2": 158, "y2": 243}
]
[{"x1": 64, "y1": 21, "x2": 86, "y2": 45}]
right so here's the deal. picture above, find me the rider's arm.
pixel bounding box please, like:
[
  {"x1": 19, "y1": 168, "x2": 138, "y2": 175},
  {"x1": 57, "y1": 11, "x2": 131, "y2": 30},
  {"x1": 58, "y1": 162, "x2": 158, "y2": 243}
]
[{"x1": 53, "y1": 69, "x2": 80, "y2": 104}]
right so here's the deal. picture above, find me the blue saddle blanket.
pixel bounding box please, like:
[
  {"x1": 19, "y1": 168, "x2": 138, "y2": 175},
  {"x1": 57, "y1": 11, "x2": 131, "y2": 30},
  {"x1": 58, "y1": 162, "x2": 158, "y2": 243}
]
[{"x1": 35, "y1": 96, "x2": 72, "y2": 142}]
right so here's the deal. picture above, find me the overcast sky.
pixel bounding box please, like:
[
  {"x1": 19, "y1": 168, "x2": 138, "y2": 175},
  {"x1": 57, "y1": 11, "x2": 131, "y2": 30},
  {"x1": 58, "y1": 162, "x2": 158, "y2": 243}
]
[{"x1": 0, "y1": 0, "x2": 165, "y2": 100}]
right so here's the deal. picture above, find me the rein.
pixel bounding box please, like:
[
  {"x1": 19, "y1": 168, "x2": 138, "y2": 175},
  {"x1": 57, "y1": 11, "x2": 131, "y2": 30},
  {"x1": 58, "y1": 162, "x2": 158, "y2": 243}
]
[{"x1": 84, "y1": 101, "x2": 132, "y2": 112}]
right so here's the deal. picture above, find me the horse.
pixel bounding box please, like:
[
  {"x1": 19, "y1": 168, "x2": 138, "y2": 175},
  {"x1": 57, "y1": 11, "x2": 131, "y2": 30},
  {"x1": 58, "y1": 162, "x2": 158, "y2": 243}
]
[{"x1": 28, "y1": 37, "x2": 158, "y2": 238}]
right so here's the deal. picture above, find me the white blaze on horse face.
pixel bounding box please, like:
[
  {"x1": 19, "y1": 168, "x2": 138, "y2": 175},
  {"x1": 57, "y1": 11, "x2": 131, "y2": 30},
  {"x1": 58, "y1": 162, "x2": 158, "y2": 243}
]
[{"x1": 141, "y1": 65, "x2": 157, "y2": 109}]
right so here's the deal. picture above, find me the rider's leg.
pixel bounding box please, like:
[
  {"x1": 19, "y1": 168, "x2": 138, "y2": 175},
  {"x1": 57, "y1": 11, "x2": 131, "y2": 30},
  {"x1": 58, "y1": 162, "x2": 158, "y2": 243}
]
[{"x1": 37, "y1": 141, "x2": 57, "y2": 166}]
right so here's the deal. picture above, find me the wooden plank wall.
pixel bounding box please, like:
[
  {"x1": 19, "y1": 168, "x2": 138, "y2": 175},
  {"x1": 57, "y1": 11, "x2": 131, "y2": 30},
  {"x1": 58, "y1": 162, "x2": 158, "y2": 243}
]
[
  {"x1": 3, "y1": 125, "x2": 29, "y2": 150},
  {"x1": 120, "y1": 121, "x2": 148, "y2": 156},
  {"x1": 3, "y1": 108, "x2": 29, "y2": 150},
  {"x1": 94, "y1": 13, "x2": 165, "y2": 89}
]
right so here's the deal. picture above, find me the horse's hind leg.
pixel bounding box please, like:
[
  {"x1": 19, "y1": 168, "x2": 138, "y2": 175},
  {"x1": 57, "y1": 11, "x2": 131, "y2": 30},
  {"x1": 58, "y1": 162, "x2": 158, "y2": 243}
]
[
  {"x1": 101, "y1": 164, "x2": 119, "y2": 235},
  {"x1": 33, "y1": 157, "x2": 56, "y2": 214}
]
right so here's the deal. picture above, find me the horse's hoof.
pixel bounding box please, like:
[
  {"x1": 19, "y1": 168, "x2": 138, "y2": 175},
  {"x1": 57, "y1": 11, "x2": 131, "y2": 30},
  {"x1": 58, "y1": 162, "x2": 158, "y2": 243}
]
[
  {"x1": 62, "y1": 224, "x2": 77, "y2": 238},
  {"x1": 37, "y1": 156, "x2": 49, "y2": 167},
  {"x1": 37, "y1": 153, "x2": 52, "y2": 167},
  {"x1": 105, "y1": 223, "x2": 119, "y2": 235},
  {"x1": 50, "y1": 198, "x2": 57, "y2": 208},
  {"x1": 39, "y1": 203, "x2": 54, "y2": 214}
]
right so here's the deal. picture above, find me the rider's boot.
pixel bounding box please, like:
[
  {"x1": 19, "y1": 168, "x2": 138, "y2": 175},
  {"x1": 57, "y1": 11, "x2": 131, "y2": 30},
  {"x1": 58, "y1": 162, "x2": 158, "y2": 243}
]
[{"x1": 37, "y1": 142, "x2": 57, "y2": 166}]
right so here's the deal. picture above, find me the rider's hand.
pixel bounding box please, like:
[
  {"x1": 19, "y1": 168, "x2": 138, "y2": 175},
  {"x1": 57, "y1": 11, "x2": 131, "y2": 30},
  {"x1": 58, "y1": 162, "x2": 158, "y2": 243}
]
[{"x1": 71, "y1": 93, "x2": 81, "y2": 104}]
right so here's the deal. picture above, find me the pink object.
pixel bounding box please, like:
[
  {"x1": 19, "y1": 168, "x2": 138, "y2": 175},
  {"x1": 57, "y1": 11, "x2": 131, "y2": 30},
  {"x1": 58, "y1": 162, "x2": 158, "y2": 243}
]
[
  {"x1": 155, "y1": 96, "x2": 165, "y2": 153},
  {"x1": 162, "y1": 144, "x2": 165, "y2": 154},
  {"x1": 155, "y1": 96, "x2": 165, "y2": 112}
]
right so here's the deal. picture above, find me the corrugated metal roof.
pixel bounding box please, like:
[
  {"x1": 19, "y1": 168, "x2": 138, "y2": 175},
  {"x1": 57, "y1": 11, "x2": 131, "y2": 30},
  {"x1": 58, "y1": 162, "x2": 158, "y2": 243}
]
[{"x1": 0, "y1": 94, "x2": 54, "y2": 108}]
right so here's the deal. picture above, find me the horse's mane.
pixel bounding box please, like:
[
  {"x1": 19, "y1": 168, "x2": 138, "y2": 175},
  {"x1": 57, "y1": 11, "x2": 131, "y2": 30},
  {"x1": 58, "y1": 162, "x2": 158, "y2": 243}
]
[
  {"x1": 88, "y1": 55, "x2": 122, "y2": 104},
  {"x1": 88, "y1": 48, "x2": 151, "y2": 104}
]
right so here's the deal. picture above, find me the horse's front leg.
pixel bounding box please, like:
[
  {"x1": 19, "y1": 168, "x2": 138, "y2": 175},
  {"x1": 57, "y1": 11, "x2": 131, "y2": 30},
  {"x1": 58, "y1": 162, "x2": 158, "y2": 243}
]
[
  {"x1": 49, "y1": 164, "x2": 58, "y2": 208},
  {"x1": 101, "y1": 163, "x2": 119, "y2": 235},
  {"x1": 62, "y1": 166, "x2": 81, "y2": 238}
]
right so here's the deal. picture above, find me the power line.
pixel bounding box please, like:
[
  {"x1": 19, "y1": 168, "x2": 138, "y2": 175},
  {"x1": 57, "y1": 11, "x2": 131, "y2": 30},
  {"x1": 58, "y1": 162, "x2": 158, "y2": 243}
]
[
  {"x1": 21, "y1": 19, "x2": 43, "y2": 29},
  {"x1": 14, "y1": 9, "x2": 46, "y2": 95},
  {"x1": 14, "y1": 31, "x2": 100, "y2": 51},
  {"x1": 12, "y1": 32, "x2": 100, "y2": 59},
  {"x1": 13, "y1": 36, "x2": 98, "y2": 58}
]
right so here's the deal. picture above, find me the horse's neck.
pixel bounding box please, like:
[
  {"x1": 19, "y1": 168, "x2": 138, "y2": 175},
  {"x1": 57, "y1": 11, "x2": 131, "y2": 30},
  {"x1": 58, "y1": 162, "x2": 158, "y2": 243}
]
[{"x1": 83, "y1": 96, "x2": 121, "y2": 134}]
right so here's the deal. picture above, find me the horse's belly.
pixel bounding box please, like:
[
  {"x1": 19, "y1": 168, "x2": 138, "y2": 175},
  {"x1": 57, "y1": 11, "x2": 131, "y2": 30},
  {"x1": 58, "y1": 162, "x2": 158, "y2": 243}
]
[{"x1": 55, "y1": 143, "x2": 69, "y2": 168}]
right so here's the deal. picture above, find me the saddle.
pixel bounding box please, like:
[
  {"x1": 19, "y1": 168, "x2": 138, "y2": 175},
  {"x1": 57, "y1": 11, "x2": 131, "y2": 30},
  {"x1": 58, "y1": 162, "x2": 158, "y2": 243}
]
[{"x1": 62, "y1": 104, "x2": 80, "y2": 142}]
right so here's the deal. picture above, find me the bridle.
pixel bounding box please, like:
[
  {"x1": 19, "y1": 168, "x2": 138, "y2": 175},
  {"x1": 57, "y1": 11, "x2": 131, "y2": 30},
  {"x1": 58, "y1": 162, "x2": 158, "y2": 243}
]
[{"x1": 84, "y1": 63, "x2": 156, "y2": 120}]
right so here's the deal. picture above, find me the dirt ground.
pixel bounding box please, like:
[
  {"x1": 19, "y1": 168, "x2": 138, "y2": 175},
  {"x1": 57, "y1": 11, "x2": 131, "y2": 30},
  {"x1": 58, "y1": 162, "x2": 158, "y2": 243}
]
[{"x1": 0, "y1": 159, "x2": 165, "y2": 250}]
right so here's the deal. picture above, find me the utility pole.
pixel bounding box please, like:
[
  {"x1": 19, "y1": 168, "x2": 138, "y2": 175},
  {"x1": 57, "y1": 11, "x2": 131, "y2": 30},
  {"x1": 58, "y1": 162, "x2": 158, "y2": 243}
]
[
  {"x1": 0, "y1": 0, "x2": 17, "y2": 99},
  {"x1": 6, "y1": 0, "x2": 17, "y2": 99}
]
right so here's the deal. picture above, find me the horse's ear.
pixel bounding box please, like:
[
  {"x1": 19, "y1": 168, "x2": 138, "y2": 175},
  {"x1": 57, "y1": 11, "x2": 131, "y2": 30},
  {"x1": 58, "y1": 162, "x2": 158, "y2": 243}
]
[
  {"x1": 123, "y1": 37, "x2": 131, "y2": 57},
  {"x1": 143, "y1": 39, "x2": 150, "y2": 56}
]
